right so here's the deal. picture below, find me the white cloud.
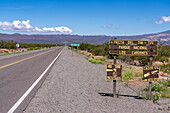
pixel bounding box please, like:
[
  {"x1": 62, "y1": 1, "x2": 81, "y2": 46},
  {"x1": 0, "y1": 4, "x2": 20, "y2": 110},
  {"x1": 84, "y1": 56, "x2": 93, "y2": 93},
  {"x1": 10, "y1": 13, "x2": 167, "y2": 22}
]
[
  {"x1": 155, "y1": 16, "x2": 170, "y2": 24},
  {"x1": 155, "y1": 20, "x2": 164, "y2": 24},
  {"x1": 162, "y1": 16, "x2": 170, "y2": 22},
  {"x1": 0, "y1": 20, "x2": 72, "y2": 33}
]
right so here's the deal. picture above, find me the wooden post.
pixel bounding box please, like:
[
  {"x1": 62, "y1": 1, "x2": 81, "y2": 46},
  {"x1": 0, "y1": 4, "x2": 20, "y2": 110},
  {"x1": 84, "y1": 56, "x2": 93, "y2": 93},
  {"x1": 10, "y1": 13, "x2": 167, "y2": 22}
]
[
  {"x1": 113, "y1": 55, "x2": 117, "y2": 97},
  {"x1": 148, "y1": 82, "x2": 152, "y2": 100},
  {"x1": 148, "y1": 56, "x2": 153, "y2": 100}
]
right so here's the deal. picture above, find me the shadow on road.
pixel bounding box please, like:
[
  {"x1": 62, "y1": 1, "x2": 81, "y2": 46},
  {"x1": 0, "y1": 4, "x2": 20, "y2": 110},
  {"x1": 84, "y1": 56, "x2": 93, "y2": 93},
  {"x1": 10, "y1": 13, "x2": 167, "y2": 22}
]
[{"x1": 98, "y1": 93, "x2": 143, "y2": 99}]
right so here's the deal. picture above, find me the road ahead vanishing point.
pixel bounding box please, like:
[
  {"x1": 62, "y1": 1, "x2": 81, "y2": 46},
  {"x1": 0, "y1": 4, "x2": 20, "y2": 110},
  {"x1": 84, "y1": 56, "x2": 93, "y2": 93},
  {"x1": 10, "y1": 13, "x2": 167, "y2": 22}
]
[{"x1": 0, "y1": 47, "x2": 64, "y2": 113}]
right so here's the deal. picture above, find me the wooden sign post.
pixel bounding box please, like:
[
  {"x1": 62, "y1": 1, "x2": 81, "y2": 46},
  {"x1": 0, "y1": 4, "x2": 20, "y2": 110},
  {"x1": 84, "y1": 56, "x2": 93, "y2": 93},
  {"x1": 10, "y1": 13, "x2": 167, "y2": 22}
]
[
  {"x1": 106, "y1": 63, "x2": 122, "y2": 98},
  {"x1": 113, "y1": 55, "x2": 117, "y2": 97},
  {"x1": 149, "y1": 57, "x2": 153, "y2": 100},
  {"x1": 143, "y1": 64, "x2": 159, "y2": 100}
]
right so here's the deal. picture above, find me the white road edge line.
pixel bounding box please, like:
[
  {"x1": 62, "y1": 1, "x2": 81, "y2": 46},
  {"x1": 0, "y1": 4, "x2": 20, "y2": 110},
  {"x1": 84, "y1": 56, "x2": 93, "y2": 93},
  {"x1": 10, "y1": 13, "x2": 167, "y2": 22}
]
[{"x1": 8, "y1": 47, "x2": 65, "y2": 113}]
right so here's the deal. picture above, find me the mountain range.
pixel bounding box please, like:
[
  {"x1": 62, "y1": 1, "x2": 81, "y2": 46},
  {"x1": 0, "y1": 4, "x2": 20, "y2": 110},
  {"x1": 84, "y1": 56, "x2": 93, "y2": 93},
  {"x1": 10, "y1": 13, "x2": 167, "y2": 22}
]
[{"x1": 0, "y1": 30, "x2": 170, "y2": 45}]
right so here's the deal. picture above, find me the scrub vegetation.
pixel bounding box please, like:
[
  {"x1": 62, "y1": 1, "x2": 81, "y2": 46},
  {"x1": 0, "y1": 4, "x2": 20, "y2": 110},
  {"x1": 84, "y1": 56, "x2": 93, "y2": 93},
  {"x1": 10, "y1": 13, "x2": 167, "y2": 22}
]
[
  {"x1": 138, "y1": 79, "x2": 170, "y2": 102},
  {"x1": 77, "y1": 42, "x2": 170, "y2": 66},
  {"x1": 0, "y1": 40, "x2": 58, "y2": 56},
  {"x1": 0, "y1": 40, "x2": 57, "y2": 49},
  {"x1": 88, "y1": 57, "x2": 106, "y2": 64}
]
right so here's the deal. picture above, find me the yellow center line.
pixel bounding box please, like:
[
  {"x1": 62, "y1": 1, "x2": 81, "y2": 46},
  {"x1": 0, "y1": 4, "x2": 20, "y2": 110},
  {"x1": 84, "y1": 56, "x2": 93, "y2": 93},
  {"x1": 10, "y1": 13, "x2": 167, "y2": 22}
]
[{"x1": 0, "y1": 49, "x2": 55, "y2": 70}]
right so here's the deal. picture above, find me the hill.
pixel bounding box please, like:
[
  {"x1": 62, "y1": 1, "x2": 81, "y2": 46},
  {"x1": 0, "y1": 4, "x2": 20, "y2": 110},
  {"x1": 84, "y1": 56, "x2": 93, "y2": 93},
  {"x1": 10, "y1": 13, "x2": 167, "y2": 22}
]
[{"x1": 0, "y1": 30, "x2": 170, "y2": 45}]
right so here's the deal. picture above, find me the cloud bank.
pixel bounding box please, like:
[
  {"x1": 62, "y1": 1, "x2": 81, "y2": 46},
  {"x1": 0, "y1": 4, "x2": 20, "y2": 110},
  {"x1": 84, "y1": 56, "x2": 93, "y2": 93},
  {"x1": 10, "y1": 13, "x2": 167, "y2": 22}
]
[
  {"x1": 155, "y1": 16, "x2": 170, "y2": 24},
  {"x1": 0, "y1": 20, "x2": 72, "y2": 33}
]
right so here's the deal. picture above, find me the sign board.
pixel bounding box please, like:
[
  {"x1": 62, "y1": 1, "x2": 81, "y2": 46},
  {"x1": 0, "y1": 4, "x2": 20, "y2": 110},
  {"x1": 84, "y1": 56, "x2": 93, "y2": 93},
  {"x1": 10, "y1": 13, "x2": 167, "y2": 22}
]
[
  {"x1": 106, "y1": 64, "x2": 122, "y2": 80},
  {"x1": 16, "y1": 44, "x2": 20, "y2": 48},
  {"x1": 143, "y1": 66, "x2": 159, "y2": 82},
  {"x1": 109, "y1": 40, "x2": 158, "y2": 56},
  {"x1": 109, "y1": 50, "x2": 157, "y2": 56},
  {"x1": 71, "y1": 44, "x2": 80, "y2": 46},
  {"x1": 110, "y1": 40, "x2": 158, "y2": 45},
  {"x1": 109, "y1": 45, "x2": 157, "y2": 50}
]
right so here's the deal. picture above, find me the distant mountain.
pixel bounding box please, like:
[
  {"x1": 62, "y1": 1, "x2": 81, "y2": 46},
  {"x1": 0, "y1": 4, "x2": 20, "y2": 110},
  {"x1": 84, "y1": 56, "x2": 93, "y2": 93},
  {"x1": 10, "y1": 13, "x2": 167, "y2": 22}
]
[{"x1": 0, "y1": 30, "x2": 170, "y2": 45}]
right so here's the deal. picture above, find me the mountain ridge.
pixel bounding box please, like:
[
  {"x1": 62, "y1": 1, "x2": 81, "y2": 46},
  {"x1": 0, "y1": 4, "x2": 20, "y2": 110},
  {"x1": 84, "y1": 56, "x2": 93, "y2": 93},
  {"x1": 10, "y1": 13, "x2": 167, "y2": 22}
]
[{"x1": 0, "y1": 30, "x2": 170, "y2": 45}]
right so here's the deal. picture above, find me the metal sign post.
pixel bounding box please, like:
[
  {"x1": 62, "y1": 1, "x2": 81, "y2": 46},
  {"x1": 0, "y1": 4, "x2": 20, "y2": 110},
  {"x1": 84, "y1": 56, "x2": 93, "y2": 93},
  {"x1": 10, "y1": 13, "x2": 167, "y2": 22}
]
[
  {"x1": 77, "y1": 46, "x2": 79, "y2": 55},
  {"x1": 16, "y1": 43, "x2": 20, "y2": 50},
  {"x1": 71, "y1": 43, "x2": 80, "y2": 56},
  {"x1": 72, "y1": 46, "x2": 73, "y2": 56}
]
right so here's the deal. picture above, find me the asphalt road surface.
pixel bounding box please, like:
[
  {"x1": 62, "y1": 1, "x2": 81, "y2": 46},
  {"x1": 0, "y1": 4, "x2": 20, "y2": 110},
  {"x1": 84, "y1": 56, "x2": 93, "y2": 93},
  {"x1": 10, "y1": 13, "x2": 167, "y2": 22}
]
[{"x1": 0, "y1": 47, "x2": 64, "y2": 113}]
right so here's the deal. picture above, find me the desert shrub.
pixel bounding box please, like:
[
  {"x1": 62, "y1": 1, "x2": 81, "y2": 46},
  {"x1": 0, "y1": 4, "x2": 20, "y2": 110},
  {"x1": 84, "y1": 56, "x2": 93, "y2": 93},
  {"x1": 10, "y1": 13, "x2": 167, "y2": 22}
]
[
  {"x1": 137, "y1": 56, "x2": 149, "y2": 66},
  {"x1": 160, "y1": 62, "x2": 170, "y2": 74},
  {"x1": 122, "y1": 69, "x2": 142, "y2": 81},
  {"x1": 154, "y1": 45, "x2": 170, "y2": 62},
  {"x1": 118, "y1": 55, "x2": 132, "y2": 64},
  {"x1": 160, "y1": 56, "x2": 169, "y2": 63},
  {"x1": 27, "y1": 47, "x2": 40, "y2": 51},
  {"x1": 88, "y1": 57, "x2": 106, "y2": 64},
  {"x1": 92, "y1": 48, "x2": 104, "y2": 56},
  {"x1": 4, "y1": 51, "x2": 9, "y2": 53},
  {"x1": 139, "y1": 79, "x2": 170, "y2": 102}
]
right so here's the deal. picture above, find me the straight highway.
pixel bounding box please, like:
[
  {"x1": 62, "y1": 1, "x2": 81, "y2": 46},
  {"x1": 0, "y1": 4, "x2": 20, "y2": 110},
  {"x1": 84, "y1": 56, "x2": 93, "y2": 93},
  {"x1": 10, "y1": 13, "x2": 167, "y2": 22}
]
[{"x1": 0, "y1": 47, "x2": 64, "y2": 113}]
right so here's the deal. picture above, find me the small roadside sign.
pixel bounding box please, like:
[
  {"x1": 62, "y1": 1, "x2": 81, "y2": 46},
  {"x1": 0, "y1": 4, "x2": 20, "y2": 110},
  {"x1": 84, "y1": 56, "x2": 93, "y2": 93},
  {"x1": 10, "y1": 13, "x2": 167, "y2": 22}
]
[
  {"x1": 16, "y1": 44, "x2": 20, "y2": 48},
  {"x1": 143, "y1": 66, "x2": 159, "y2": 82},
  {"x1": 71, "y1": 44, "x2": 80, "y2": 46},
  {"x1": 71, "y1": 43, "x2": 80, "y2": 55},
  {"x1": 106, "y1": 64, "x2": 122, "y2": 80}
]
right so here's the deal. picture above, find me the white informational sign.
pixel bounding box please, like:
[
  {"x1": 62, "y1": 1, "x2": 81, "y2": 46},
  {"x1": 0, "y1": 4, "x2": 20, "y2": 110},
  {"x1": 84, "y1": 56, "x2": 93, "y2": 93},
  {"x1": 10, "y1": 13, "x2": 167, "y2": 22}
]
[{"x1": 16, "y1": 44, "x2": 20, "y2": 48}]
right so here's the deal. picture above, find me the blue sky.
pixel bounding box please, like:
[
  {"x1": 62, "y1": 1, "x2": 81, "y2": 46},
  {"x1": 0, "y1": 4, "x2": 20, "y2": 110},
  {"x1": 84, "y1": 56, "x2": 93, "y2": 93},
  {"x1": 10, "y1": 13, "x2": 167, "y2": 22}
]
[{"x1": 0, "y1": 0, "x2": 170, "y2": 36}]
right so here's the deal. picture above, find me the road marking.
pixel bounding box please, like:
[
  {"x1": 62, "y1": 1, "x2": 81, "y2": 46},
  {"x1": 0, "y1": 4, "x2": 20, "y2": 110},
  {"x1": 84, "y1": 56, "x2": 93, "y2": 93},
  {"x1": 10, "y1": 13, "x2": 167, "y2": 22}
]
[
  {"x1": 8, "y1": 47, "x2": 65, "y2": 113},
  {"x1": 0, "y1": 49, "x2": 55, "y2": 70}
]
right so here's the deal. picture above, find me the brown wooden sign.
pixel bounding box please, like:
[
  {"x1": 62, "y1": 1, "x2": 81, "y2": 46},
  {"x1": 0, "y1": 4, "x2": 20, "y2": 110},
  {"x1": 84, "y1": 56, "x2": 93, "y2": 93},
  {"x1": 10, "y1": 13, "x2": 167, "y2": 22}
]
[
  {"x1": 143, "y1": 66, "x2": 159, "y2": 82},
  {"x1": 109, "y1": 40, "x2": 158, "y2": 56},
  {"x1": 110, "y1": 45, "x2": 157, "y2": 50},
  {"x1": 106, "y1": 64, "x2": 122, "y2": 80},
  {"x1": 110, "y1": 40, "x2": 158, "y2": 45},
  {"x1": 109, "y1": 50, "x2": 158, "y2": 56}
]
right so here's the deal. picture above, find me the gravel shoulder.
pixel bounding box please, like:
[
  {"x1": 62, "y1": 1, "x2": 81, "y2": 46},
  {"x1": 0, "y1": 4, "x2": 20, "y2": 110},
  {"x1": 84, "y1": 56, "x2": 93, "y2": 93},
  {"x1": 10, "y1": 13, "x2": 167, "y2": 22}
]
[{"x1": 24, "y1": 48, "x2": 168, "y2": 113}]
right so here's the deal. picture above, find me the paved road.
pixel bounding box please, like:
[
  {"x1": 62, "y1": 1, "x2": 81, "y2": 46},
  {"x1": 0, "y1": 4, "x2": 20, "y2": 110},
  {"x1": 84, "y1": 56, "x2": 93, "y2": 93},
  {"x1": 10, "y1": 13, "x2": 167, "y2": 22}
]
[{"x1": 0, "y1": 47, "x2": 64, "y2": 113}]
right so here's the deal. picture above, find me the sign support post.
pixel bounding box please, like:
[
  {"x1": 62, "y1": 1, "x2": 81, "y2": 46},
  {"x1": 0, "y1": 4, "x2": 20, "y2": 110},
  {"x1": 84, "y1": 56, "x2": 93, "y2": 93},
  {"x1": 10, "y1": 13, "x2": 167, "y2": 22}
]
[
  {"x1": 71, "y1": 43, "x2": 80, "y2": 56},
  {"x1": 71, "y1": 46, "x2": 73, "y2": 56},
  {"x1": 16, "y1": 43, "x2": 20, "y2": 50},
  {"x1": 77, "y1": 46, "x2": 79, "y2": 55},
  {"x1": 113, "y1": 55, "x2": 117, "y2": 97},
  {"x1": 148, "y1": 56, "x2": 153, "y2": 100}
]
